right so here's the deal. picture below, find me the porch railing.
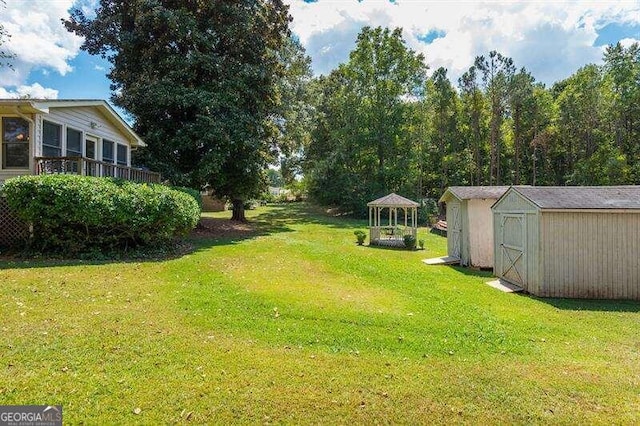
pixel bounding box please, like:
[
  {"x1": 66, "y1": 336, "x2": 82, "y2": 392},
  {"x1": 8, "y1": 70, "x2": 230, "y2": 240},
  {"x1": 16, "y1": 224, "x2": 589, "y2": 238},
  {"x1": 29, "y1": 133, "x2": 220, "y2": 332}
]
[{"x1": 34, "y1": 157, "x2": 161, "y2": 183}]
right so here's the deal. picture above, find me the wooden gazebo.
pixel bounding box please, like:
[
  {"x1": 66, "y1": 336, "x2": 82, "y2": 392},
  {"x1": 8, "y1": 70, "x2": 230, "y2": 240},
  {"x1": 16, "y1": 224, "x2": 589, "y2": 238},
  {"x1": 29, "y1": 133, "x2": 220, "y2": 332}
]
[{"x1": 367, "y1": 193, "x2": 419, "y2": 246}]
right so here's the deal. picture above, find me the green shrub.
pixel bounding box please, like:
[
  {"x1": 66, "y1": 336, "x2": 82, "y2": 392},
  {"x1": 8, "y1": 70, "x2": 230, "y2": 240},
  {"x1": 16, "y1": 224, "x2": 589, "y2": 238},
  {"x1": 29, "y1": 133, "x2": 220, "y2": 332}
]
[
  {"x1": 403, "y1": 234, "x2": 417, "y2": 250},
  {"x1": 172, "y1": 186, "x2": 203, "y2": 211},
  {"x1": 354, "y1": 230, "x2": 366, "y2": 245},
  {"x1": 3, "y1": 175, "x2": 200, "y2": 254}
]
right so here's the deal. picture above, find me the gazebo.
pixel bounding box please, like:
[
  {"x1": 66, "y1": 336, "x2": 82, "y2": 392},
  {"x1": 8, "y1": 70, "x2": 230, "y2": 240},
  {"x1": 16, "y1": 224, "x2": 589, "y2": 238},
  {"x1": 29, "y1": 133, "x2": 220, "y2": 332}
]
[{"x1": 367, "y1": 193, "x2": 419, "y2": 246}]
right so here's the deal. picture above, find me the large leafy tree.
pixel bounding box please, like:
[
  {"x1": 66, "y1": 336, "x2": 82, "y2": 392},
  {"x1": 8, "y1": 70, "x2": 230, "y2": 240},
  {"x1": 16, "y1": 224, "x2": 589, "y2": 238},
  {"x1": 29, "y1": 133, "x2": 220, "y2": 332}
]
[
  {"x1": 275, "y1": 36, "x2": 314, "y2": 184},
  {"x1": 305, "y1": 26, "x2": 427, "y2": 214},
  {"x1": 64, "y1": 0, "x2": 291, "y2": 221},
  {"x1": 554, "y1": 64, "x2": 607, "y2": 180}
]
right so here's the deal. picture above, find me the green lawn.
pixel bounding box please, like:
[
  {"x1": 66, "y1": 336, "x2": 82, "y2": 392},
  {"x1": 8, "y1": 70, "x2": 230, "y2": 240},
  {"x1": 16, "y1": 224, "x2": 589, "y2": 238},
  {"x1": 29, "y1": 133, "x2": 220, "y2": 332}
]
[{"x1": 1, "y1": 203, "x2": 639, "y2": 424}]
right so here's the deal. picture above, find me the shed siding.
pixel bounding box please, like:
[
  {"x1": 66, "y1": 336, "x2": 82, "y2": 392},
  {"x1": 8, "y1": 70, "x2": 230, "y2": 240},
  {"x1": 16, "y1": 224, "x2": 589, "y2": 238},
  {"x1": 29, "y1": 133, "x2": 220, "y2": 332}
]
[
  {"x1": 525, "y1": 212, "x2": 540, "y2": 294},
  {"x1": 461, "y1": 200, "x2": 471, "y2": 265},
  {"x1": 493, "y1": 189, "x2": 537, "y2": 212},
  {"x1": 446, "y1": 199, "x2": 462, "y2": 260},
  {"x1": 467, "y1": 199, "x2": 495, "y2": 268},
  {"x1": 540, "y1": 211, "x2": 640, "y2": 299},
  {"x1": 492, "y1": 188, "x2": 539, "y2": 293}
]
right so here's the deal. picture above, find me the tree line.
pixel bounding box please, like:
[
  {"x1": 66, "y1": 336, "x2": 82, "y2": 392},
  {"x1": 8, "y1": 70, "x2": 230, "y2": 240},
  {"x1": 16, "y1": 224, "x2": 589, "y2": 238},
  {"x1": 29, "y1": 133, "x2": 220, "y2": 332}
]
[
  {"x1": 302, "y1": 27, "x2": 640, "y2": 216},
  {"x1": 61, "y1": 1, "x2": 640, "y2": 220}
]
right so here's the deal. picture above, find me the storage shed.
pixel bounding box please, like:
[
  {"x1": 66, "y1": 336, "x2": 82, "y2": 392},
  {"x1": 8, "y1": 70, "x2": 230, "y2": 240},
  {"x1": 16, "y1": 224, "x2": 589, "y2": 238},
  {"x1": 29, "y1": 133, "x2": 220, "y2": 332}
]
[
  {"x1": 439, "y1": 186, "x2": 509, "y2": 268},
  {"x1": 492, "y1": 186, "x2": 640, "y2": 300}
]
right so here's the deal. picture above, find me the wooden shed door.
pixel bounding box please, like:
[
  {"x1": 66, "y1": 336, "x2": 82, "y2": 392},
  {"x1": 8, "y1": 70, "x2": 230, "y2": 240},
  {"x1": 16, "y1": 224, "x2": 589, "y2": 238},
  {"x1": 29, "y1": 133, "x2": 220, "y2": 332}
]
[
  {"x1": 499, "y1": 214, "x2": 526, "y2": 286},
  {"x1": 450, "y1": 205, "x2": 461, "y2": 259}
]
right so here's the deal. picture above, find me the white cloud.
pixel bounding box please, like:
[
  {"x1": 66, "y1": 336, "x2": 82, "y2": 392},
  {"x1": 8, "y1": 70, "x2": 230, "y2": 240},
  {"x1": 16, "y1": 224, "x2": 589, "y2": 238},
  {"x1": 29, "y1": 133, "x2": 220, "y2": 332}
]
[
  {"x1": 0, "y1": 82, "x2": 58, "y2": 99},
  {"x1": 284, "y1": 0, "x2": 640, "y2": 86},
  {"x1": 619, "y1": 37, "x2": 640, "y2": 48},
  {"x1": 0, "y1": 0, "x2": 81, "y2": 90}
]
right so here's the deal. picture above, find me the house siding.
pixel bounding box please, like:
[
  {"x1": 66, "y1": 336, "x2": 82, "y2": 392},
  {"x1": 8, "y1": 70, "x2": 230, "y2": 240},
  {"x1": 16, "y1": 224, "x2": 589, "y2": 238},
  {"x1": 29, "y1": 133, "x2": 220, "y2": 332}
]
[
  {"x1": 0, "y1": 104, "x2": 139, "y2": 185},
  {"x1": 43, "y1": 107, "x2": 131, "y2": 165}
]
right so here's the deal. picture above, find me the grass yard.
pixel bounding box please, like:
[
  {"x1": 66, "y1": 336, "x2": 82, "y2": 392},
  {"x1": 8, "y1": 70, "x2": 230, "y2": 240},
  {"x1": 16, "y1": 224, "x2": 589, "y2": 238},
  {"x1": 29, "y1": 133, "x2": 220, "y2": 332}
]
[{"x1": 1, "y1": 203, "x2": 639, "y2": 424}]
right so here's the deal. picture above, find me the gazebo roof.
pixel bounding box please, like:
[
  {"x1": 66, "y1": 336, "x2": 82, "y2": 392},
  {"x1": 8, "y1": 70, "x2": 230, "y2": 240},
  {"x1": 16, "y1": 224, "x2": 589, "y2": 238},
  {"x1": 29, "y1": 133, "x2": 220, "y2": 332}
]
[{"x1": 367, "y1": 193, "x2": 419, "y2": 208}]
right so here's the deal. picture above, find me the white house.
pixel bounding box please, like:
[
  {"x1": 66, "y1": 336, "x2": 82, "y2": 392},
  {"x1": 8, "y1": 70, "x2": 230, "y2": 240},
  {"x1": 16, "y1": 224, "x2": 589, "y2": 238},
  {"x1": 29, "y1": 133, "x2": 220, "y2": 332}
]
[{"x1": 0, "y1": 99, "x2": 159, "y2": 184}]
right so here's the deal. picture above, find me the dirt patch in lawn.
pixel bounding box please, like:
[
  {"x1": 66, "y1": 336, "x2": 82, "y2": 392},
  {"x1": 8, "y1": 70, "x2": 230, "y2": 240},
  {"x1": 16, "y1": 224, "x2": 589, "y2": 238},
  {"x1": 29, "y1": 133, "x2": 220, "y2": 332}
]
[{"x1": 192, "y1": 217, "x2": 257, "y2": 240}]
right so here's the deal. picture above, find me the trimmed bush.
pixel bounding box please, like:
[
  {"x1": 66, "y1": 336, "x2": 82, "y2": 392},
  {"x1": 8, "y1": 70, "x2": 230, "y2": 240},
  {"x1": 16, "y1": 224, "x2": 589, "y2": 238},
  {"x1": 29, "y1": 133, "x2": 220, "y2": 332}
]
[
  {"x1": 172, "y1": 186, "x2": 203, "y2": 210},
  {"x1": 354, "y1": 230, "x2": 366, "y2": 245},
  {"x1": 3, "y1": 175, "x2": 201, "y2": 254},
  {"x1": 403, "y1": 234, "x2": 417, "y2": 250}
]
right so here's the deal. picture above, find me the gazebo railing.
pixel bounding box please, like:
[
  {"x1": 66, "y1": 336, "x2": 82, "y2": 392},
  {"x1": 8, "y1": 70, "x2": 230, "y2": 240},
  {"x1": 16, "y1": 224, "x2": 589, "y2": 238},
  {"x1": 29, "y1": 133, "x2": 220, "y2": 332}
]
[{"x1": 370, "y1": 225, "x2": 416, "y2": 243}]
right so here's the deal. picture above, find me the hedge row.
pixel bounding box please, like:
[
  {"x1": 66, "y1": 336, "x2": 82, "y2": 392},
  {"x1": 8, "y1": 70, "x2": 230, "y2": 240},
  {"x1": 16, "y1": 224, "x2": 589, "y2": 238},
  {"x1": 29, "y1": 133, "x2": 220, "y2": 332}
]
[{"x1": 3, "y1": 175, "x2": 201, "y2": 254}]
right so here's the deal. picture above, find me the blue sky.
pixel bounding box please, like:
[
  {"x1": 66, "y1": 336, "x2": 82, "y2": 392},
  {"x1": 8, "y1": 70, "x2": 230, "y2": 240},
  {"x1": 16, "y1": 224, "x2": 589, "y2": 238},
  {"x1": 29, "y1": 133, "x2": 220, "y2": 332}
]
[{"x1": 1, "y1": 0, "x2": 640, "y2": 104}]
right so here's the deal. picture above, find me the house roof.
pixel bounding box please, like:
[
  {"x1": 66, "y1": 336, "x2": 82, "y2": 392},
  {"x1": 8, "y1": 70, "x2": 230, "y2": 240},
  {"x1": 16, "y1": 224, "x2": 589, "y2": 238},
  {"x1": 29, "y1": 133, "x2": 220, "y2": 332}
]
[
  {"x1": 511, "y1": 186, "x2": 640, "y2": 210},
  {"x1": 0, "y1": 99, "x2": 145, "y2": 147},
  {"x1": 439, "y1": 186, "x2": 511, "y2": 203},
  {"x1": 367, "y1": 193, "x2": 419, "y2": 207}
]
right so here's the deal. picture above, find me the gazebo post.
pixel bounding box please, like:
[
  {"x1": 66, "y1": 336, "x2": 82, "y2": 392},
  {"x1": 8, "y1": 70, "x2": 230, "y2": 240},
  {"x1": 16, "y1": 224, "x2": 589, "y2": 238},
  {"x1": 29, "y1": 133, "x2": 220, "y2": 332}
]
[
  {"x1": 404, "y1": 208, "x2": 408, "y2": 229},
  {"x1": 413, "y1": 207, "x2": 417, "y2": 237}
]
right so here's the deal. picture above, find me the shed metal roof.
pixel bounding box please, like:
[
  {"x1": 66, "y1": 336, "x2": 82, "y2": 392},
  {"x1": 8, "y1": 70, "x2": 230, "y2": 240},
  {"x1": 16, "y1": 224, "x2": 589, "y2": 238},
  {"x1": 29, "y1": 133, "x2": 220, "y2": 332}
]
[
  {"x1": 367, "y1": 193, "x2": 419, "y2": 207},
  {"x1": 512, "y1": 186, "x2": 640, "y2": 209},
  {"x1": 439, "y1": 186, "x2": 510, "y2": 203}
]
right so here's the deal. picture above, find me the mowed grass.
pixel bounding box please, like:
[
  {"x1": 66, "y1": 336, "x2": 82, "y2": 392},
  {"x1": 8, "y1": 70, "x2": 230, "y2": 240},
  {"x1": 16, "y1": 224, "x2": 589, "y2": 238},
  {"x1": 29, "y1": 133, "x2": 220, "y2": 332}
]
[{"x1": 1, "y1": 203, "x2": 639, "y2": 424}]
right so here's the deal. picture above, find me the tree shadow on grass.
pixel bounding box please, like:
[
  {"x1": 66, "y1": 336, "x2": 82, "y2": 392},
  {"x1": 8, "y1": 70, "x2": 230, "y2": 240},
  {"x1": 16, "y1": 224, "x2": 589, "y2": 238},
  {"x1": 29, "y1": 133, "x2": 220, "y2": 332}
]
[{"x1": 0, "y1": 202, "x2": 364, "y2": 270}]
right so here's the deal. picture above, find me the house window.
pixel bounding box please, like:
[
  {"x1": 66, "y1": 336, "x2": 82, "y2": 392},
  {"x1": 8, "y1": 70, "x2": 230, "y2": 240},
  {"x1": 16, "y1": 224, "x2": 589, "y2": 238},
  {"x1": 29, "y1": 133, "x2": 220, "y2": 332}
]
[
  {"x1": 42, "y1": 120, "x2": 62, "y2": 157},
  {"x1": 85, "y1": 139, "x2": 96, "y2": 160},
  {"x1": 116, "y1": 144, "x2": 128, "y2": 166},
  {"x1": 102, "y1": 140, "x2": 114, "y2": 163},
  {"x1": 66, "y1": 128, "x2": 82, "y2": 157},
  {"x1": 2, "y1": 117, "x2": 30, "y2": 169}
]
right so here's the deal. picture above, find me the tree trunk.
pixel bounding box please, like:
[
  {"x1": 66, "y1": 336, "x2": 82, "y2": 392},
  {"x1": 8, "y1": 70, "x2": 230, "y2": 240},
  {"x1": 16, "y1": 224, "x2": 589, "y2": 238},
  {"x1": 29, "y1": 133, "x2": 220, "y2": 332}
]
[{"x1": 231, "y1": 198, "x2": 246, "y2": 222}]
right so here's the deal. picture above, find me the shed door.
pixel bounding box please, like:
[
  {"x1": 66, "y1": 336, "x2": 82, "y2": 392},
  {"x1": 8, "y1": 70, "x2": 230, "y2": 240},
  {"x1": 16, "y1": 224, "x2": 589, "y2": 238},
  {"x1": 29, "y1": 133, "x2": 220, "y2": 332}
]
[
  {"x1": 499, "y1": 214, "x2": 526, "y2": 286},
  {"x1": 450, "y1": 205, "x2": 461, "y2": 259}
]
